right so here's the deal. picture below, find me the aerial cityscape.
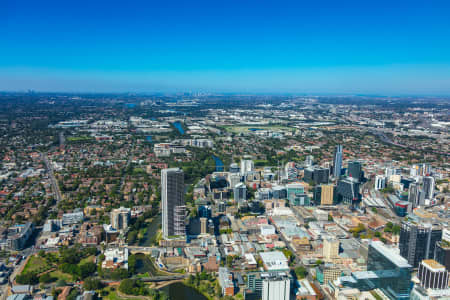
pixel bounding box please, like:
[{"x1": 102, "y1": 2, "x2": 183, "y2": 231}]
[
  {"x1": 0, "y1": 93, "x2": 448, "y2": 300},
  {"x1": 1, "y1": 0, "x2": 450, "y2": 300}
]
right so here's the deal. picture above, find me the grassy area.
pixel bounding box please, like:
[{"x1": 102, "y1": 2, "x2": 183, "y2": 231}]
[
  {"x1": 222, "y1": 125, "x2": 294, "y2": 133},
  {"x1": 104, "y1": 287, "x2": 152, "y2": 300},
  {"x1": 22, "y1": 255, "x2": 52, "y2": 274},
  {"x1": 105, "y1": 289, "x2": 140, "y2": 300},
  {"x1": 79, "y1": 255, "x2": 95, "y2": 265},
  {"x1": 48, "y1": 270, "x2": 73, "y2": 282},
  {"x1": 67, "y1": 136, "x2": 94, "y2": 142},
  {"x1": 154, "y1": 230, "x2": 162, "y2": 245},
  {"x1": 133, "y1": 167, "x2": 146, "y2": 174}
]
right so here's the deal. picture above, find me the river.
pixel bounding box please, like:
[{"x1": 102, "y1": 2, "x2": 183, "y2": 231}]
[
  {"x1": 133, "y1": 215, "x2": 162, "y2": 276},
  {"x1": 161, "y1": 282, "x2": 208, "y2": 300},
  {"x1": 173, "y1": 121, "x2": 185, "y2": 134},
  {"x1": 139, "y1": 215, "x2": 161, "y2": 247},
  {"x1": 212, "y1": 155, "x2": 224, "y2": 172}
]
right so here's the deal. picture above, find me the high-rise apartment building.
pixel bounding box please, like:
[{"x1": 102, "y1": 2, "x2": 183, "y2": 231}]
[
  {"x1": 320, "y1": 184, "x2": 335, "y2": 206},
  {"x1": 375, "y1": 175, "x2": 386, "y2": 190},
  {"x1": 409, "y1": 183, "x2": 425, "y2": 207},
  {"x1": 400, "y1": 221, "x2": 442, "y2": 267},
  {"x1": 161, "y1": 168, "x2": 186, "y2": 239},
  {"x1": 240, "y1": 158, "x2": 254, "y2": 175},
  {"x1": 233, "y1": 182, "x2": 247, "y2": 205},
  {"x1": 333, "y1": 145, "x2": 343, "y2": 177},
  {"x1": 423, "y1": 176, "x2": 435, "y2": 200},
  {"x1": 110, "y1": 207, "x2": 131, "y2": 231},
  {"x1": 262, "y1": 272, "x2": 291, "y2": 300},
  {"x1": 200, "y1": 217, "x2": 208, "y2": 235}
]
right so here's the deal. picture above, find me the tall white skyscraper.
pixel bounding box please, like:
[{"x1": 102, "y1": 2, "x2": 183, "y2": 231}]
[
  {"x1": 262, "y1": 273, "x2": 291, "y2": 300},
  {"x1": 240, "y1": 158, "x2": 254, "y2": 175},
  {"x1": 375, "y1": 175, "x2": 386, "y2": 190},
  {"x1": 423, "y1": 176, "x2": 435, "y2": 200},
  {"x1": 333, "y1": 145, "x2": 343, "y2": 177},
  {"x1": 161, "y1": 168, "x2": 186, "y2": 239}
]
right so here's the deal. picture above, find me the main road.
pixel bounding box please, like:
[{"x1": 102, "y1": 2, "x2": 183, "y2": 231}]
[{"x1": 42, "y1": 152, "x2": 63, "y2": 205}]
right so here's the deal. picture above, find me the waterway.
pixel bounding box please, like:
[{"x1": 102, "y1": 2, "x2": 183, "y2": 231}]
[
  {"x1": 134, "y1": 253, "x2": 160, "y2": 276},
  {"x1": 173, "y1": 121, "x2": 185, "y2": 134},
  {"x1": 129, "y1": 215, "x2": 162, "y2": 277},
  {"x1": 212, "y1": 155, "x2": 224, "y2": 172},
  {"x1": 161, "y1": 282, "x2": 208, "y2": 300},
  {"x1": 139, "y1": 215, "x2": 161, "y2": 247}
]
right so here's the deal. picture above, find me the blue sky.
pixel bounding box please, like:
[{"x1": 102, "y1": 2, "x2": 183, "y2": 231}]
[{"x1": 1, "y1": 0, "x2": 450, "y2": 94}]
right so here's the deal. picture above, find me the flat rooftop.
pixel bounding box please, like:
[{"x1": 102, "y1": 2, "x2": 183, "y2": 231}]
[{"x1": 370, "y1": 241, "x2": 411, "y2": 268}]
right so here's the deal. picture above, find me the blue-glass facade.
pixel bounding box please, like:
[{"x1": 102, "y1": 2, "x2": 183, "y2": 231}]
[
  {"x1": 340, "y1": 241, "x2": 412, "y2": 300},
  {"x1": 367, "y1": 242, "x2": 412, "y2": 300}
]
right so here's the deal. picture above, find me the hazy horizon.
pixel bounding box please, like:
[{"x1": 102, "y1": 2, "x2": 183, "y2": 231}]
[{"x1": 2, "y1": 0, "x2": 450, "y2": 95}]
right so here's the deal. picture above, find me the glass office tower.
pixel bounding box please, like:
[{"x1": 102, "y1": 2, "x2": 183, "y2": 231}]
[
  {"x1": 367, "y1": 241, "x2": 412, "y2": 300},
  {"x1": 340, "y1": 241, "x2": 412, "y2": 300}
]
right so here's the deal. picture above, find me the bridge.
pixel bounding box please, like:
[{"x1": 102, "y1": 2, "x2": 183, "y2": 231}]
[
  {"x1": 127, "y1": 246, "x2": 158, "y2": 255},
  {"x1": 137, "y1": 275, "x2": 186, "y2": 282}
]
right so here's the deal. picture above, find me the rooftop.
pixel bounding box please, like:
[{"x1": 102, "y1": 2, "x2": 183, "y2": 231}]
[
  {"x1": 370, "y1": 241, "x2": 411, "y2": 268},
  {"x1": 422, "y1": 259, "x2": 446, "y2": 272}
]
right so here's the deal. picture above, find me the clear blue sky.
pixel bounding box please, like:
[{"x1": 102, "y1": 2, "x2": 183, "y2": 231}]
[{"x1": 1, "y1": 0, "x2": 450, "y2": 94}]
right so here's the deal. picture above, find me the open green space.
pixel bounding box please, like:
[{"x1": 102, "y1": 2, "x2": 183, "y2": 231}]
[
  {"x1": 67, "y1": 136, "x2": 94, "y2": 142},
  {"x1": 17, "y1": 247, "x2": 98, "y2": 285},
  {"x1": 48, "y1": 270, "x2": 73, "y2": 282},
  {"x1": 222, "y1": 124, "x2": 295, "y2": 133},
  {"x1": 22, "y1": 255, "x2": 52, "y2": 274}
]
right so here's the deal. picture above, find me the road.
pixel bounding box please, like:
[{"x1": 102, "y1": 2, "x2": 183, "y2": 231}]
[
  {"x1": 42, "y1": 152, "x2": 63, "y2": 205},
  {"x1": 0, "y1": 256, "x2": 28, "y2": 300}
]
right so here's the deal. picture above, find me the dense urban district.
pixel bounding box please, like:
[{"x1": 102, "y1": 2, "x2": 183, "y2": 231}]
[{"x1": 0, "y1": 93, "x2": 449, "y2": 300}]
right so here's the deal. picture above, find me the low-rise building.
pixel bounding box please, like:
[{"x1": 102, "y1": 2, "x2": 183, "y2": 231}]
[{"x1": 102, "y1": 247, "x2": 129, "y2": 269}]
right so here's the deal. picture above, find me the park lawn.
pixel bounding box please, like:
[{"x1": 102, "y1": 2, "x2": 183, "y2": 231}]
[
  {"x1": 22, "y1": 255, "x2": 51, "y2": 274},
  {"x1": 223, "y1": 125, "x2": 294, "y2": 133},
  {"x1": 48, "y1": 270, "x2": 73, "y2": 282},
  {"x1": 133, "y1": 167, "x2": 146, "y2": 174},
  {"x1": 104, "y1": 287, "x2": 149, "y2": 300},
  {"x1": 79, "y1": 255, "x2": 95, "y2": 265},
  {"x1": 67, "y1": 136, "x2": 93, "y2": 142},
  {"x1": 106, "y1": 291, "x2": 139, "y2": 300}
]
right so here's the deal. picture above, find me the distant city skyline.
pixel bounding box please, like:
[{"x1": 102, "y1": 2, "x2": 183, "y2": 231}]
[{"x1": 1, "y1": 0, "x2": 450, "y2": 95}]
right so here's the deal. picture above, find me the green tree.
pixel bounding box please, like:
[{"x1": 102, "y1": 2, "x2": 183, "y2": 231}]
[
  {"x1": 80, "y1": 262, "x2": 97, "y2": 279},
  {"x1": 39, "y1": 273, "x2": 53, "y2": 284},
  {"x1": 295, "y1": 266, "x2": 308, "y2": 279},
  {"x1": 83, "y1": 277, "x2": 103, "y2": 290}
]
